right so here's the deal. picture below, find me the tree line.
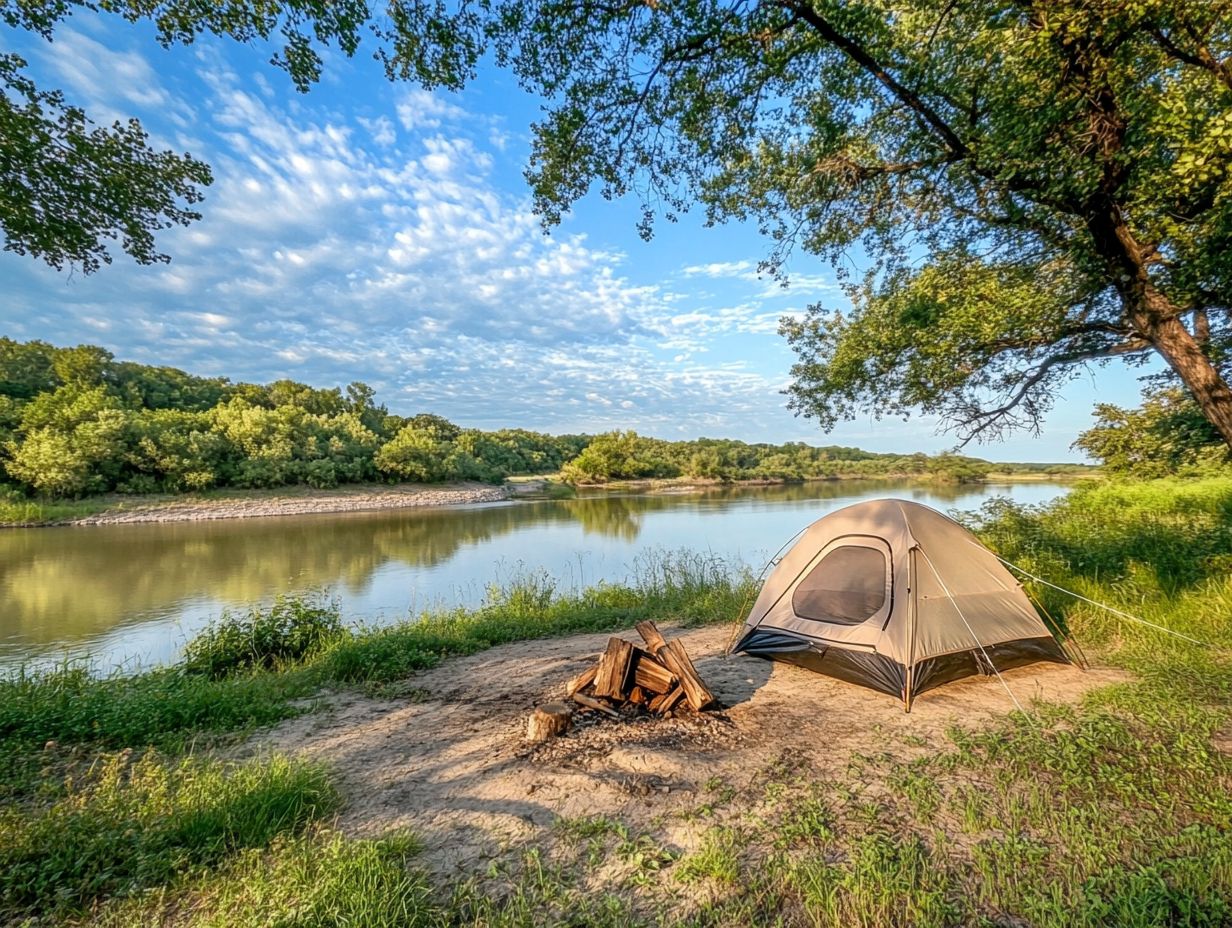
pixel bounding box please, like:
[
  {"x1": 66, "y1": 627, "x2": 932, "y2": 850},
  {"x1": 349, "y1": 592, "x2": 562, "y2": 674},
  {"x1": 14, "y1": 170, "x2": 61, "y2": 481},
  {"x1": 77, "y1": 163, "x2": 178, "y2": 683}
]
[
  {"x1": 0, "y1": 338, "x2": 1084, "y2": 499},
  {"x1": 0, "y1": 338, "x2": 586, "y2": 497}
]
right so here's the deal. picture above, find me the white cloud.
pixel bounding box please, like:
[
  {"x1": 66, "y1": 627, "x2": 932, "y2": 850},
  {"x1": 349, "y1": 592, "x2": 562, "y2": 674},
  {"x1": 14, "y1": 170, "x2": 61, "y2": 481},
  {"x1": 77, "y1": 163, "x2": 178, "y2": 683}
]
[
  {"x1": 395, "y1": 87, "x2": 467, "y2": 131},
  {"x1": 2, "y1": 29, "x2": 822, "y2": 443}
]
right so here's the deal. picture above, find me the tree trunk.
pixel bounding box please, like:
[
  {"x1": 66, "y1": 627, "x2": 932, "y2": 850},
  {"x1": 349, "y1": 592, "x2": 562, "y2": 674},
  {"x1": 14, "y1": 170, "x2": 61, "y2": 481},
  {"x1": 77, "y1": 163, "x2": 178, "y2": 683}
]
[
  {"x1": 1090, "y1": 207, "x2": 1232, "y2": 452},
  {"x1": 1143, "y1": 312, "x2": 1232, "y2": 451}
]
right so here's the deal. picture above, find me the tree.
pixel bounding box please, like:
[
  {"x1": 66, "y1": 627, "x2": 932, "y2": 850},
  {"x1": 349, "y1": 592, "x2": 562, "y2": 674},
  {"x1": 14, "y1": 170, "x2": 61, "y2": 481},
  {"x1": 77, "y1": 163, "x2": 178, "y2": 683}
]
[
  {"x1": 374, "y1": 424, "x2": 456, "y2": 481},
  {"x1": 1074, "y1": 386, "x2": 1228, "y2": 476},
  {"x1": 1, "y1": 53, "x2": 212, "y2": 273},
  {"x1": 3, "y1": 0, "x2": 486, "y2": 272},
  {"x1": 505, "y1": 0, "x2": 1232, "y2": 448},
  {"x1": 5, "y1": 385, "x2": 130, "y2": 495}
]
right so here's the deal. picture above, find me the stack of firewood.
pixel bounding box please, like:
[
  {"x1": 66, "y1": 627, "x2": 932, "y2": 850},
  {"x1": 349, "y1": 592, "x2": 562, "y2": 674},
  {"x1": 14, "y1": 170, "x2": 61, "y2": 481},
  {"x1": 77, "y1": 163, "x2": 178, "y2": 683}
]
[
  {"x1": 526, "y1": 621, "x2": 717, "y2": 742},
  {"x1": 567, "y1": 620, "x2": 715, "y2": 718}
]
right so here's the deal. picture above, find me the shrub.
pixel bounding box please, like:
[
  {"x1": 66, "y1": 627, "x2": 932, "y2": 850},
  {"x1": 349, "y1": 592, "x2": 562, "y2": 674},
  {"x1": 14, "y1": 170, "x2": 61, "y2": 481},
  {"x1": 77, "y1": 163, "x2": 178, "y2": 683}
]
[{"x1": 182, "y1": 595, "x2": 344, "y2": 678}]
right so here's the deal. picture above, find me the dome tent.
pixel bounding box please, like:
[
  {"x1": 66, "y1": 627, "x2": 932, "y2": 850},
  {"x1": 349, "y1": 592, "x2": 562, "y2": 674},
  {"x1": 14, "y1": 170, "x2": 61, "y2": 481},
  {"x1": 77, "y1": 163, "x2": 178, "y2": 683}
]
[{"x1": 730, "y1": 499, "x2": 1073, "y2": 710}]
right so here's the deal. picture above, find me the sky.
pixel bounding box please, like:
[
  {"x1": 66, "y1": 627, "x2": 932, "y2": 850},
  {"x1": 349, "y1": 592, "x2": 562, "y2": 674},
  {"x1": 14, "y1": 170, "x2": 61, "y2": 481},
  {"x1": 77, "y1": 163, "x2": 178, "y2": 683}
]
[{"x1": 1, "y1": 13, "x2": 1159, "y2": 461}]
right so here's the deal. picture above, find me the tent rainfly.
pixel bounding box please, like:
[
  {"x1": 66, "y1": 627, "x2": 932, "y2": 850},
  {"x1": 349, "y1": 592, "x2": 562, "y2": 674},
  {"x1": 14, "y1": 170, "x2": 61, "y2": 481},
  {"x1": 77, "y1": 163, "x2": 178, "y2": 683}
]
[{"x1": 730, "y1": 499, "x2": 1073, "y2": 710}]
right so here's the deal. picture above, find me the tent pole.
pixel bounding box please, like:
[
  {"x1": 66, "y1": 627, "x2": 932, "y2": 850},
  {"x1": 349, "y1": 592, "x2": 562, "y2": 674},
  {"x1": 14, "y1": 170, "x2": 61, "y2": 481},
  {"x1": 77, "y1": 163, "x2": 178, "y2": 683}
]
[{"x1": 903, "y1": 547, "x2": 917, "y2": 714}]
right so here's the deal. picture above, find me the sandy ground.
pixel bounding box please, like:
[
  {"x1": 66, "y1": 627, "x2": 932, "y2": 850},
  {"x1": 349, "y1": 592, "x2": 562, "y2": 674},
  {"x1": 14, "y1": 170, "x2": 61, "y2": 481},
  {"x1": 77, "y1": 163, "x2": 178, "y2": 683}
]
[
  {"x1": 247, "y1": 624, "x2": 1128, "y2": 880},
  {"x1": 69, "y1": 482, "x2": 510, "y2": 525}
]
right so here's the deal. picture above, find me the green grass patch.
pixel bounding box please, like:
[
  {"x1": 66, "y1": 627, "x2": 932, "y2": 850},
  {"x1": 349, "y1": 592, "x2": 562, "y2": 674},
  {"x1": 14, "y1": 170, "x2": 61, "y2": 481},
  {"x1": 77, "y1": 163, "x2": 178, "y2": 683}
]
[
  {"x1": 318, "y1": 552, "x2": 754, "y2": 684},
  {"x1": 675, "y1": 826, "x2": 744, "y2": 884},
  {"x1": 98, "y1": 829, "x2": 433, "y2": 928},
  {"x1": 0, "y1": 752, "x2": 336, "y2": 920},
  {"x1": 0, "y1": 495, "x2": 118, "y2": 525},
  {"x1": 790, "y1": 834, "x2": 957, "y2": 928}
]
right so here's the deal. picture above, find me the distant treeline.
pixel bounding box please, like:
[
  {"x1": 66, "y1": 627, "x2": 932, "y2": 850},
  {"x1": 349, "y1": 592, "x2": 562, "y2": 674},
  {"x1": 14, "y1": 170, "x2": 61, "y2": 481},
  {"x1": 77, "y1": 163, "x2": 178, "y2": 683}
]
[
  {"x1": 558, "y1": 430, "x2": 1085, "y2": 484},
  {"x1": 0, "y1": 338, "x2": 1086, "y2": 499}
]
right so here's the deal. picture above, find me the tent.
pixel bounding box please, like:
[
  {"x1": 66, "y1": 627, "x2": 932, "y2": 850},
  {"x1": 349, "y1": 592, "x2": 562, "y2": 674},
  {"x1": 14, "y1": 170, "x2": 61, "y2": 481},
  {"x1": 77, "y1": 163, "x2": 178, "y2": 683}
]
[{"x1": 730, "y1": 499, "x2": 1073, "y2": 710}]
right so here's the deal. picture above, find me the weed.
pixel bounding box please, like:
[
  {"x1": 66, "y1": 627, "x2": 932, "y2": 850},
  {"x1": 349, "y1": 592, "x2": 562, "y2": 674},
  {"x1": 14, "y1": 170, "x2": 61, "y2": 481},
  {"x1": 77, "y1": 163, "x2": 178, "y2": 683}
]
[{"x1": 676, "y1": 826, "x2": 744, "y2": 884}]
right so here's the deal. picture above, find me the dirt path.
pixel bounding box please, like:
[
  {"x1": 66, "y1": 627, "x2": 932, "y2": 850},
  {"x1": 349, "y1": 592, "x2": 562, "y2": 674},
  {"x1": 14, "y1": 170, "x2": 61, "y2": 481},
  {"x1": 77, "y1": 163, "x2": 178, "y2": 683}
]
[
  {"x1": 69, "y1": 482, "x2": 510, "y2": 525},
  {"x1": 248, "y1": 625, "x2": 1127, "y2": 879}
]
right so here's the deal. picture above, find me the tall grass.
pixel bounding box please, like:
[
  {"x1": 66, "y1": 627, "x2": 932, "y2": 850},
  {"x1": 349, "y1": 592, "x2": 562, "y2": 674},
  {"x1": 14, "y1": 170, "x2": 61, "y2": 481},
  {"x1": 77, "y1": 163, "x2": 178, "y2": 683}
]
[{"x1": 319, "y1": 551, "x2": 753, "y2": 683}]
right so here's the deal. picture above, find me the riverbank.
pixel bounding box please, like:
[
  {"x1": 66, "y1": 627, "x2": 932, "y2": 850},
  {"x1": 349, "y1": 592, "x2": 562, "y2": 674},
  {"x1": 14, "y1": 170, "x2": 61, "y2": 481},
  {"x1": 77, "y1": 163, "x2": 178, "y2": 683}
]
[
  {"x1": 1, "y1": 472, "x2": 1088, "y2": 527},
  {"x1": 0, "y1": 481, "x2": 511, "y2": 527},
  {"x1": 571, "y1": 471, "x2": 1097, "y2": 493},
  {"x1": 2, "y1": 479, "x2": 1230, "y2": 926}
]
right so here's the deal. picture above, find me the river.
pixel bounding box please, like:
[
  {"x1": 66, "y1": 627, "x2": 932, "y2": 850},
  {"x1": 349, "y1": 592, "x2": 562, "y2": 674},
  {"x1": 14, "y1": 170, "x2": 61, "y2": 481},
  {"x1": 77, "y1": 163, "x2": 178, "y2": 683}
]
[{"x1": 0, "y1": 479, "x2": 1072, "y2": 673}]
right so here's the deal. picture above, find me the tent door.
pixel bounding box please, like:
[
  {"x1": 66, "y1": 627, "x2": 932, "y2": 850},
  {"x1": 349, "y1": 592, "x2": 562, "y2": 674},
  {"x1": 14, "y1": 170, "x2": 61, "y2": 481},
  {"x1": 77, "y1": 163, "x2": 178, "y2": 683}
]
[{"x1": 785, "y1": 534, "x2": 894, "y2": 649}]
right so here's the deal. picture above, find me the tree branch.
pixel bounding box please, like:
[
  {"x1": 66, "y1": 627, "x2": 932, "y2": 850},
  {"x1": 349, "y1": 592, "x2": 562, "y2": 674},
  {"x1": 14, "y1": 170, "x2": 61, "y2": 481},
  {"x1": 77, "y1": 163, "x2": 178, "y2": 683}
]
[
  {"x1": 774, "y1": 0, "x2": 969, "y2": 157},
  {"x1": 956, "y1": 337, "x2": 1150, "y2": 444},
  {"x1": 1149, "y1": 26, "x2": 1232, "y2": 92}
]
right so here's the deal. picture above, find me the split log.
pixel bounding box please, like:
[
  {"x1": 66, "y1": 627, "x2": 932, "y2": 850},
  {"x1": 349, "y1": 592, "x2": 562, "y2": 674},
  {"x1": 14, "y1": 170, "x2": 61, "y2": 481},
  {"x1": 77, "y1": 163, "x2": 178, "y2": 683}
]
[
  {"x1": 649, "y1": 685, "x2": 685, "y2": 714},
  {"x1": 631, "y1": 648, "x2": 676, "y2": 694},
  {"x1": 566, "y1": 666, "x2": 597, "y2": 697},
  {"x1": 627, "y1": 685, "x2": 648, "y2": 705},
  {"x1": 635, "y1": 620, "x2": 669, "y2": 652},
  {"x1": 594, "y1": 637, "x2": 635, "y2": 699},
  {"x1": 572, "y1": 692, "x2": 621, "y2": 719},
  {"x1": 527, "y1": 702, "x2": 573, "y2": 742},
  {"x1": 655, "y1": 640, "x2": 714, "y2": 711}
]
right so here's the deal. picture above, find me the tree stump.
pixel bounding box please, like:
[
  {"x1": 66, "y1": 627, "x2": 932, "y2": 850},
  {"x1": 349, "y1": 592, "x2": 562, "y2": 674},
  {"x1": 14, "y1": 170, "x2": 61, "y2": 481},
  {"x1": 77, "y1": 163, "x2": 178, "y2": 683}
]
[{"x1": 526, "y1": 702, "x2": 573, "y2": 742}]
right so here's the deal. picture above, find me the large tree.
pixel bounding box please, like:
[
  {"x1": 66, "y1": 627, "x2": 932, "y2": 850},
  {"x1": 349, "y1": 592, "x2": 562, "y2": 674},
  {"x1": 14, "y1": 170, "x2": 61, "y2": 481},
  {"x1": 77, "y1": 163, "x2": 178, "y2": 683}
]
[
  {"x1": 504, "y1": 0, "x2": 1232, "y2": 448},
  {"x1": 1, "y1": 0, "x2": 485, "y2": 271}
]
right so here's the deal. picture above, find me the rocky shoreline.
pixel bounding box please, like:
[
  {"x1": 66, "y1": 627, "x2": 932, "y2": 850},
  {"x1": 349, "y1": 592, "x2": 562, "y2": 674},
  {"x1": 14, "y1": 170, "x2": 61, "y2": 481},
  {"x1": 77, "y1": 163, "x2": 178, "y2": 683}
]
[{"x1": 67, "y1": 482, "x2": 512, "y2": 526}]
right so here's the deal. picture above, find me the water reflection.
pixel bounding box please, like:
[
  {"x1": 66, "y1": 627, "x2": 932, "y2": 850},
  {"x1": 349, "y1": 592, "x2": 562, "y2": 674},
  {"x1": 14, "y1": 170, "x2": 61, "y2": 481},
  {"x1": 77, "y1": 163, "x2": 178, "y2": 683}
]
[{"x1": 0, "y1": 480, "x2": 1070, "y2": 669}]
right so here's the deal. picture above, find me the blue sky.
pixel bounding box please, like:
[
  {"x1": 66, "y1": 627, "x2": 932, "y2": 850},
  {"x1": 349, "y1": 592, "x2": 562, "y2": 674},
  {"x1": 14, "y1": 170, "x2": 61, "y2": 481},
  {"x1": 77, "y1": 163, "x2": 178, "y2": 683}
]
[{"x1": 1, "y1": 13, "x2": 1157, "y2": 461}]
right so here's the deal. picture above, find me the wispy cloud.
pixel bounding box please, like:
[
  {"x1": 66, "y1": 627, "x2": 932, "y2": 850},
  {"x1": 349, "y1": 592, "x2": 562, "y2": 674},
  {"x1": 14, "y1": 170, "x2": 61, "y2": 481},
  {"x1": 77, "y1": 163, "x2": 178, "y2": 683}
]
[{"x1": 3, "y1": 29, "x2": 805, "y2": 439}]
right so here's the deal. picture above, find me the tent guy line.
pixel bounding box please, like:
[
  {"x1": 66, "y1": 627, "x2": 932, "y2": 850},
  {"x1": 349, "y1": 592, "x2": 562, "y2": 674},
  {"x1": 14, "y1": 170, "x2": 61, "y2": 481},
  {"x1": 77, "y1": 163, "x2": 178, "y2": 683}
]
[
  {"x1": 974, "y1": 545, "x2": 1216, "y2": 650},
  {"x1": 916, "y1": 546, "x2": 1034, "y2": 722}
]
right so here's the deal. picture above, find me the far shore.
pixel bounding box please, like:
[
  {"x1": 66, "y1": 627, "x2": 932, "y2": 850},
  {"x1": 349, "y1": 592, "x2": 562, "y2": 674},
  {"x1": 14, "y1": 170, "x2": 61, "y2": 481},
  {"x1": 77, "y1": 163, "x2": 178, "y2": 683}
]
[
  {"x1": 5, "y1": 481, "x2": 512, "y2": 528},
  {"x1": 3, "y1": 470, "x2": 1095, "y2": 528},
  {"x1": 568, "y1": 471, "x2": 1095, "y2": 493}
]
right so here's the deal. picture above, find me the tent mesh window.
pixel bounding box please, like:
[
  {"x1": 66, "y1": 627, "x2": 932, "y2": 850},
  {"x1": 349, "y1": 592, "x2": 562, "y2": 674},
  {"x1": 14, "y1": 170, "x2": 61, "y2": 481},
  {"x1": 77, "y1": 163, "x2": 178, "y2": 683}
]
[{"x1": 792, "y1": 544, "x2": 888, "y2": 625}]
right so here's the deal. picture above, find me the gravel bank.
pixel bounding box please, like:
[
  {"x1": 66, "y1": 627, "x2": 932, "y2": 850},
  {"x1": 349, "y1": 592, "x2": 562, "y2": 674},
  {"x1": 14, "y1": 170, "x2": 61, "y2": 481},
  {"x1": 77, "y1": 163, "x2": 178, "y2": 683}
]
[{"x1": 69, "y1": 482, "x2": 511, "y2": 525}]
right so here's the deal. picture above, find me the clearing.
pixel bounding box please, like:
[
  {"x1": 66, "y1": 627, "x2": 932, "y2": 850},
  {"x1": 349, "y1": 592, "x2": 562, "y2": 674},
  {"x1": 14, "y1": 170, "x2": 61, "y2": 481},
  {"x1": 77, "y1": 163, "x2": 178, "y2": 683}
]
[{"x1": 248, "y1": 624, "x2": 1126, "y2": 879}]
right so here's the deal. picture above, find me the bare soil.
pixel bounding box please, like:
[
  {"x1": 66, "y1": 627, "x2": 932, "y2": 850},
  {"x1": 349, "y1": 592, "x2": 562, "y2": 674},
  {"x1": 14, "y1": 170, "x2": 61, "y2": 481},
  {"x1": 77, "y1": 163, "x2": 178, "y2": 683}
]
[{"x1": 247, "y1": 625, "x2": 1127, "y2": 879}]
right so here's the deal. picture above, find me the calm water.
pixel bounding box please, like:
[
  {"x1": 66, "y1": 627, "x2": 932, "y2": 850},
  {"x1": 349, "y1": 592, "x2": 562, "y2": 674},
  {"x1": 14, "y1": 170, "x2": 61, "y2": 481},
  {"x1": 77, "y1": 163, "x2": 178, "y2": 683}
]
[{"x1": 0, "y1": 480, "x2": 1071, "y2": 672}]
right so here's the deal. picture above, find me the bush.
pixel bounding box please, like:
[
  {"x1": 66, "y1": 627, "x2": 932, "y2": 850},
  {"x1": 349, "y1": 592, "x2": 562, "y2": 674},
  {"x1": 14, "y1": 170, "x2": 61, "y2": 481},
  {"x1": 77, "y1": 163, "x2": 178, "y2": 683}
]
[{"x1": 182, "y1": 596, "x2": 345, "y2": 678}]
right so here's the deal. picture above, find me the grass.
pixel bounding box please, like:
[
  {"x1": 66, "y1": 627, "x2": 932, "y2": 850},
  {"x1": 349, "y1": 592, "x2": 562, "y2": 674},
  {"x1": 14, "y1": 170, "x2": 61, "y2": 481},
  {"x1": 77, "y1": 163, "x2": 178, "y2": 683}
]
[
  {"x1": 0, "y1": 495, "x2": 117, "y2": 524},
  {"x1": 317, "y1": 551, "x2": 753, "y2": 685},
  {"x1": 3, "y1": 480, "x2": 1232, "y2": 926},
  {"x1": 95, "y1": 829, "x2": 434, "y2": 928},
  {"x1": 0, "y1": 752, "x2": 336, "y2": 920}
]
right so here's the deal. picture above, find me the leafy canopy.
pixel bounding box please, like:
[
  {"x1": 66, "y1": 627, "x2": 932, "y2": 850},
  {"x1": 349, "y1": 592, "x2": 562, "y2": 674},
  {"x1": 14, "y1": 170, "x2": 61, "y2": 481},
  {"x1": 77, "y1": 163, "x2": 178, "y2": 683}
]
[{"x1": 502, "y1": 0, "x2": 1232, "y2": 443}]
